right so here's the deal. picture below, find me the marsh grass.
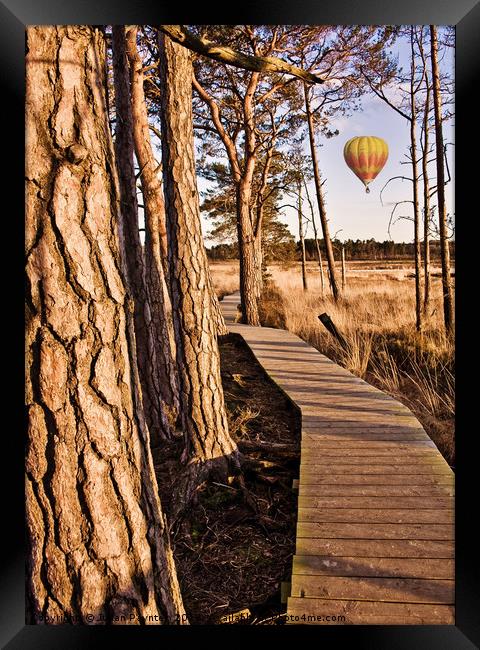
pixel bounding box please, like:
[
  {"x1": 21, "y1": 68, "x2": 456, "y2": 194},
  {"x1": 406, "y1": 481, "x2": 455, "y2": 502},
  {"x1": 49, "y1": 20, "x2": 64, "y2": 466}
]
[
  {"x1": 209, "y1": 260, "x2": 455, "y2": 465},
  {"x1": 210, "y1": 261, "x2": 240, "y2": 300},
  {"x1": 262, "y1": 263, "x2": 455, "y2": 465}
]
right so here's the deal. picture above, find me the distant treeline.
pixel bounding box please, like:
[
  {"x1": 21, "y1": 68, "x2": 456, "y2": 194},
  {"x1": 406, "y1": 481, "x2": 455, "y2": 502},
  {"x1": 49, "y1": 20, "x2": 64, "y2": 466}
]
[{"x1": 207, "y1": 238, "x2": 455, "y2": 261}]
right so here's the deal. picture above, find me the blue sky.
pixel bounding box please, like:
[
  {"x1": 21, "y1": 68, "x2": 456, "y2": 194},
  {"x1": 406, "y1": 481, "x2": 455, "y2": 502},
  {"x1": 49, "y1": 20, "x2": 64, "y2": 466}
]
[
  {"x1": 142, "y1": 29, "x2": 454, "y2": 246},
  {"x1": 198, "y1": 31, "x2": 454, "y2": 245}
]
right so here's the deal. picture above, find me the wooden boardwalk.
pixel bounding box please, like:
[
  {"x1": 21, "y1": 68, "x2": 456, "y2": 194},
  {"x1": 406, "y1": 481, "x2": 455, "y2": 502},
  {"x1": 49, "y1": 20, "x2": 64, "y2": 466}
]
[{"x1": 220, "y1": 293, "x2": 454, "y2": 625}]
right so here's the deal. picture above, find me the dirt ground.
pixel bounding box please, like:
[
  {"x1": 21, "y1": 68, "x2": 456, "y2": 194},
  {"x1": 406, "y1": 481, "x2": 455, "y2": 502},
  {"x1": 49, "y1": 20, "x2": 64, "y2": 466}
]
[{"x1": 152, "y1": 333, "x2": 301, "y2": 625}]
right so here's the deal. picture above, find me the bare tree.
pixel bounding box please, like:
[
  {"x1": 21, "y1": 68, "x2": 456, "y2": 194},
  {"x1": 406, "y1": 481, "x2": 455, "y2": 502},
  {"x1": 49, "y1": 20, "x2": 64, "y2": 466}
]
[
  {"x1": 303, "y1": 82, "x2": 340, "y2": 300},
  {"x1": 304, "y1": 179, "x2": 326, "y2": 296},
  {"x1": 409, "y1": 26, "x2": 424, "y2": 332},
  {"x1": 361, "y1": 26, "x2": 431, "y2": 331},
  {"x1": 295, "y1": 28, "x2": 396, "y2": 302},
  {"x1": 418, "y1": 29, "x2": 432, "y2": 315},
  {"x1": 430, "y1": 25, "x2": 454, "y2": 336},
  {"x1": 297, "y1": 178, "x2": 308, "y2": 291},
  {"x1": 26, "y1": 25, "x2": 185, "y2": 624}
]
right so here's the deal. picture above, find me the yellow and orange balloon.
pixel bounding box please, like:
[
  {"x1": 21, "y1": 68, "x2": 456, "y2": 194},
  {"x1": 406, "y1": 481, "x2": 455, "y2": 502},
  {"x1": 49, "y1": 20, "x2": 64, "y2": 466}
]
[{"x1": 343, "y1": 136, "x2": 388, "y2": 193}]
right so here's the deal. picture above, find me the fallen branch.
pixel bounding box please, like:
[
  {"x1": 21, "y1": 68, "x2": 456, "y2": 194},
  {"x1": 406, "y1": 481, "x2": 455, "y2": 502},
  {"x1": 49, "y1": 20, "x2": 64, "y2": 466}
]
[
  {"x1": 318, "y1": 313, "x2": 349, "y2": 350},
  {"x1": 237, "y1": 440, "x2": 297, "y2": 454}
]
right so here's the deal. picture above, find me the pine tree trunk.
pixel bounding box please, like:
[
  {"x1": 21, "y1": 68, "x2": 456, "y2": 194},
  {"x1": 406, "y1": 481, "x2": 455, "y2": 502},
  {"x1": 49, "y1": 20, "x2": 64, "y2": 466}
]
[
  {"x1": 315, "y1": 238, "x2": 326, "y2": 297},
  {"x1": 422, "y1": 73, "x2": 431, "y2": 315},
  {"x1": 305, "y1": 179, "x2": 325, "y2": 296},
  {"x1": 112, "y1": 26, "x2": 177, "y2": 443},
  {"x1": 237, "y1": 182, "x2": 262, "y2": 325},
  {"x1": 237, "y1": 71, "x2": 263, "y2": 325},
  {"x1": 254, "y1": 211, "x2": 264, "y2": 295},
  {"x1": 122, "y1": 26, "x2": 180, "y2": 429},
  {"x1": 192, "y1": 66, "x2": 262, "y2": 325},
  {"x1": 430, "y1": 25, "x2": 454, "y2": 336},
  {"x1": 304, "y1": 83, "x2": 341, "y2": 301},
  {"x1": 409, "y1": 33, "x2": 423, "y2": 333},
  {"x1": 157, "y1": 32, "x2": 240, "y2": 516},
  {"x1": 25, "y1": 25, "x2": 185, "y2": 625},
  {"x1": 255, "y1": 150, "x2": 273, "y2": 292},
  {"x1": 297, "y1": 181, "x2": 308, "y2": 291},
  {"x1": 210, "y1": 289, "x2": 229, "y2": 336},
  {"x1": 125, "y1": 28, "x2": 228, "y2": 339},
  {"x1": 125, "y1": 28, "x2": 169, "y2": 271}
]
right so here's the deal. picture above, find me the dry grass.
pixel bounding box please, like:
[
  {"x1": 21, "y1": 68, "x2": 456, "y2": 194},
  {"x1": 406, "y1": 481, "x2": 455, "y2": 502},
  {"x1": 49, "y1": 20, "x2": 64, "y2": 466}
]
[
  {"x1": 211, "y1": 259, "x2": 454, "y2": 466},
  {"x1": 210, "y1": 261, "x2": 240, "y2": 300},
  {"x1": 264, "y1": 262, "x2": 455, "y2": 465}
]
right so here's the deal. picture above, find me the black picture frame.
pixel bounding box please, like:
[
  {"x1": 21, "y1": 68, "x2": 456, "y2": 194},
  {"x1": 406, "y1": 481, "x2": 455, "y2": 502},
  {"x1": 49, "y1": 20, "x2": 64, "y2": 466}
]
[{"x1": 2, "y1": 0, "x2": 478, "y2": 646}]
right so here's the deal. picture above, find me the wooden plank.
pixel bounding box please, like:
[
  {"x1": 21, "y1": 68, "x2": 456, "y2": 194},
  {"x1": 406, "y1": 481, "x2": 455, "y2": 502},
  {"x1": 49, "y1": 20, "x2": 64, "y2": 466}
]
[
  {"x1": 299, "y1": 400, "x2": 407, "y2": 409},
  {"x1": 298, "y1": 487, "x2": 454, "y2": 500},
  {"x1": 292, "y1": 555, "x2": 454, "y2": 579},
  {"x1": 296, "y1": 522, "x2": 454, "y2": 540},
  {"x1": 301, "y1": 432, "x2": 430, "y2": 441},
  {"x1": 294, "y1": 389, "x2": 399, "y2": 397},
  {"x1": 294, "y1": 387, "x2": 398, "y2": 396},
  {"x1": 302, "y1": 410, "x2": 420, "y2": 418},
  {"x1": 286, "y1": 598, "x2": 454, "y2": 624},
  {"x1": 281, "y1": 581, "x2": 291, "y2": 604},
  {"x1": 300, "y1": 448, "x2": 440, "y2": 457},
  {"x1": 301, "y1": 404, "x2": 418, "y2": 412},
  {"x1": 300, "y1": 464, "x2": 452, "y2": 475},
  {"x1": 297, "y1": 507, "x2": 454, "y2": 524},
  {"x1": 300, "y1": 455, "x2": 449, "y2": 465},
  {"x1": 299, "y1": 474, "x2": 453, "y2": 486},
  {"x1": 295, "y1": 538, "x2": 454, "y2": 558},
  {"x1": 300, "y1": 440, "x2": 437, "y2": 449},
  {"x1": 301, "y1": 420, "x2": 424, "y2": 429},
  {"x1": 302, "y1": 414, "x2": 419, "y2": 424},
  {"x1": 290, "y1": 575, "x2": 454, "y2": 604}
]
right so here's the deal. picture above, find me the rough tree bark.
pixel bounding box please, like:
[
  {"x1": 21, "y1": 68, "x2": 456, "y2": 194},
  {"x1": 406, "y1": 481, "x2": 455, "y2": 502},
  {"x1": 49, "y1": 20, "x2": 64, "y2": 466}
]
[
  {"x1": 430, "y1": 25, "x2": 454, "y2": 336},
  {"x1": 112, "y1": 26, "x2": 177, "y2": 442},
  {"x1": 124, "y1": 27, "x2": 169, "y2": 269},
  {"x1": 25, "y1": 25, "x2": 185, "y2": 624},
  {"x1": 237, "y1": 181, "x2": 262, "y2": 325},
  {"x1": 210, "y1": 288, "x2": 229, "y2": 336},
  {"x1": 304, "y1": 83, "x2": 341, "y2": 300},
  {"x1": 122, "y1": 26, "x2": 180, "y2": 424},
  {"x1": 157, "y1": 32, "x2": 240, "y2": 515},
  {"x1": 253, "y1": 147, "x2": 275, "y2": 291},
  {"x1": 125, "y1": 27, "x2": 227, "y2": 337}
]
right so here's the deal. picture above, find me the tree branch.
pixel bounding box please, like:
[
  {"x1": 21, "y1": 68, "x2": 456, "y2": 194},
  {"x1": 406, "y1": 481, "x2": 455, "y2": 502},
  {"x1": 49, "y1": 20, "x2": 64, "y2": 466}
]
[
  {"x1": 380, "y1": 176, "x2": 414, "y2": 206},
  {"x1": 360, "y1": 66, "x2": 411, "y2": 122},
  {"x1": 158, "y1": 25, "x2": 325, "y2": 84},
  {"x1": 387, "y1": 200, "x2": 414, "y2": 238},
  {"x1": 192, "y1": 73, "x2": 241, "y2": 181}
]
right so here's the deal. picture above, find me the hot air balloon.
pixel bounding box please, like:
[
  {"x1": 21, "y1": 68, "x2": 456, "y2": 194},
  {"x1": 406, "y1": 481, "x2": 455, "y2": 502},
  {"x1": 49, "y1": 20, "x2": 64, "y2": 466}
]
[{"x1": 343, "y1": 136, "x2": 388, "y2": 193}]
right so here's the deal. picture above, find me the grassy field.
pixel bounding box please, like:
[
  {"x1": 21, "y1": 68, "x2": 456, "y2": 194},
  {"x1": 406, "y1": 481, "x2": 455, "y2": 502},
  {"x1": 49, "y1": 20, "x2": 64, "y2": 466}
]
[{"x1": 210, "y1": 259, "x2": 455, "y2": 466}]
